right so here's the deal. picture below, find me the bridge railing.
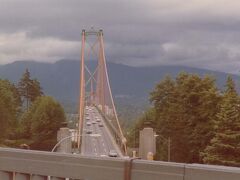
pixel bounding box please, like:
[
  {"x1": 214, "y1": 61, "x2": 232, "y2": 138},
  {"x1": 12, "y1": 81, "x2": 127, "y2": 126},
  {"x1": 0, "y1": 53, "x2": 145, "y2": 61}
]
[{"x1": 0, "y1": 148, "x2": 240, "y2": 180}]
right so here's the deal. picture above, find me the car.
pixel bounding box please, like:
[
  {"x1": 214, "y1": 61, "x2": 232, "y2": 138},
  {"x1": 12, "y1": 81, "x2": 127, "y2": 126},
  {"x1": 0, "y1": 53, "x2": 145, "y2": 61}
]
[
  {"x1": 86, "y1": 122, "x2": 91, "y2": 126},
  {"x1": 86, "y1": 117, "x2": 90, "y2": 120},
  {"x1": 96, "y1": 119, "x2": 101, "y2": 122},
  {"x1": 108, "y1": 150, "x2": 118, "y2": 157},
  {"x1": 86, "y1": 130, "x2": 92, "y2": 134},
  {"x1": 92, "y1": 121, "x2": 97, "y2": 124},
  {"x1": 98, "y1": 123, "x2": 104, "y2": 127},
  {"x1": 100, "y1": 154, "x2": 108, "y2": 158}
]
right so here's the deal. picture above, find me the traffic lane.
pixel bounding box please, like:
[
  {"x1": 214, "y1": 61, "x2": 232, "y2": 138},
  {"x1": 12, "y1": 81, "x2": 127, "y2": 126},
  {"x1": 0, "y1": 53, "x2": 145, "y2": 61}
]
[
  {"x1": 84, "y1": 117, "x2": 110, "y2": 156},
  {"x1": 83, "y1": 118, "x2": 104, "y2": 156},
  {"x1": 94, "y1": 123, "x2": 109, "y2": 155},
  {"x1": 92, "y1": 122, "x2": 102, "y2": 156},
  {"x1": 89, "y1": 122, "x2": 105, "y2": 155},
  {"x1": 99, "y1": 115, "x2": 123, "y2": 157},
  {"x1": 91, "y1": 111, "x2": 118, "y2": 155},
  {"x1": 82, "y1": 107, "x2": 119, "y2": 156},
  {"x1": 83, "y1": 113, "x2": 96, "y2": 155},
  {"x1": 82, "y1": 122, "x2": 91, "y2": 155},
  {"x1": 84, "y1": 136, "x2": 92, "y2": 155},
  {"x1": 92, "y1": 123, "x2": 103, "y2": 155},
  {"x1": 100, "y1": 126, "x2": 115, "y2": 152},
  {"x1": 95, "y1": 121, "x2": 117, "y2": 155}
]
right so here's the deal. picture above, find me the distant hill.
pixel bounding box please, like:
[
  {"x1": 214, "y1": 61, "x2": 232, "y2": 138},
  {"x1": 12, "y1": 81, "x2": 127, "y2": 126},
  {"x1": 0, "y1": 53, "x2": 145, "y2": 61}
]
[{"x1": 0, "y1": 60, "x2": 239, "y2": 122}]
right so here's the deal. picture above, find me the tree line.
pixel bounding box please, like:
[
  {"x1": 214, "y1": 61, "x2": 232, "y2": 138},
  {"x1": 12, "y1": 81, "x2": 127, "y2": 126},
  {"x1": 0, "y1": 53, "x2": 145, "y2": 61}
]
[
  {"x1": 0, "y1": 69, "x2": 65, "y2": 150},
  {"x1": 128, "y1": 72, "x2": 240, "y2": 167}
]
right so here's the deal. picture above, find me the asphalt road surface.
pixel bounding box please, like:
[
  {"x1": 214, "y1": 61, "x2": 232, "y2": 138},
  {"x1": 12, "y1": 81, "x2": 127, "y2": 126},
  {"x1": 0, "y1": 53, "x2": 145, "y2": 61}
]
[{"x1": 81, "y1": 106, "x2": 122, "y2": 157}]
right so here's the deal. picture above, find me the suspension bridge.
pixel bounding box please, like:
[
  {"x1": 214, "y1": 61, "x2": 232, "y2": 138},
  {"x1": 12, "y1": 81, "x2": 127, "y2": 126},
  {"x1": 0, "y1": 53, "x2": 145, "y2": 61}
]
[{"x1": 76, "y1": 29, "x2": 127, "y2": 157}]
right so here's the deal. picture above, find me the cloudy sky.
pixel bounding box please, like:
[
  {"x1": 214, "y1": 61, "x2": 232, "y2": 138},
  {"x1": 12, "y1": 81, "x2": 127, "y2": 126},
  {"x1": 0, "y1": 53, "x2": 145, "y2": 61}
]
[{"x1": 0, "y1": 0, "x2": 240, "y2": 73}]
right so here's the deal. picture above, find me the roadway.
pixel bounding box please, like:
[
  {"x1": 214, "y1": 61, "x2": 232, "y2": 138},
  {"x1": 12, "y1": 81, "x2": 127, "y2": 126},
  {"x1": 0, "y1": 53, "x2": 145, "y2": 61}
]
[{"x1": 81, "y1": 106, "x2": 122, "y2": 157}]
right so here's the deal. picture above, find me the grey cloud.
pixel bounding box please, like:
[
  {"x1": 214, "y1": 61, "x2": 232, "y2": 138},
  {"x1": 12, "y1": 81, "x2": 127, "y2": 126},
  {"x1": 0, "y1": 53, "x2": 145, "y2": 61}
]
[{"x1": 0, "y1": 0, "x2": 240, "y2": 73}]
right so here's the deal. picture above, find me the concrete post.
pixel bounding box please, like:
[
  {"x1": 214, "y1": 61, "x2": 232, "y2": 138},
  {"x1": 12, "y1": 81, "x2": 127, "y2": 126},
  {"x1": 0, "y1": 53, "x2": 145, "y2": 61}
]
[
  {"x1": 57, "y1": 128, "x2": 72, "y2": 153},
  {"x1": 139, "y1": 127, "x2": 156, "y2": 160},
  {"x1": 132, "y1": 150, "x2": 137, "y2": 158}
]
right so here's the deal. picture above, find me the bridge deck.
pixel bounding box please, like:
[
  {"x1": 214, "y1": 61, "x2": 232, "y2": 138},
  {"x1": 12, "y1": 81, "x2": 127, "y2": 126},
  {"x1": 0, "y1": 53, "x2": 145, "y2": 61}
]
[{"x1": 81, "y1": 106, "x2": 123, "y2": 157}]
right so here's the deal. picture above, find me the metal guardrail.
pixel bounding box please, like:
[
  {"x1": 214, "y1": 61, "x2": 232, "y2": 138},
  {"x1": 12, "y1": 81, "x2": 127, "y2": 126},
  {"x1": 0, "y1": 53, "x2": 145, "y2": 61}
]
[{"x1": 0, "y1": 148, "x2": 240, "y2": 180}]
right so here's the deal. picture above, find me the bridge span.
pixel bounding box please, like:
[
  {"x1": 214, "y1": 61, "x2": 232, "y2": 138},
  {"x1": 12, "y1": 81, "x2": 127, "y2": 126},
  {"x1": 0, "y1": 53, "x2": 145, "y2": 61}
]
[{"x1": 76, "y1": 29, "x2": 127, "y2": 155}]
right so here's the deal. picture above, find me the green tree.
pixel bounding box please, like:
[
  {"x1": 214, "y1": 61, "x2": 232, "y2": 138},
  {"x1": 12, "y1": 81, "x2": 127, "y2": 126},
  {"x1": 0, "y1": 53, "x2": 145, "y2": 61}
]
[
  {"x1": 175, "y1": 73, "x2": 220, "y2": 162},
  {"x1": 0, "y1": 79, "x2": 20, "y2": 141},
  {"x1": 135, "y1": 72, "x2": 221, "y2": 163},
  {"x1": 18, "y1": 69, "x2": 43, "y2": 110},
  {"x1": 21, "y1": 96, "x2": 66, "y2": 150},
  {"x1": 202, "y1": 76, "x2": 240, "y2": 167}
]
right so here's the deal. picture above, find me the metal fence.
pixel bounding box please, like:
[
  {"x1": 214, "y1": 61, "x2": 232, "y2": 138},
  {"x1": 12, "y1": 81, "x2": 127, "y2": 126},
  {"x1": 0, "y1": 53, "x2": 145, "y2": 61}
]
[{"x1": 0, "y1": 148, "x2": 239, "y2": 180}]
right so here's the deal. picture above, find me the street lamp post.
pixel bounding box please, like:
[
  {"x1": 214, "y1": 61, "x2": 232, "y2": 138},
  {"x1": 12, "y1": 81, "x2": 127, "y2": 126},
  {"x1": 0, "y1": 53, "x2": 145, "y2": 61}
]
[{"x1": 51, "y1": 134, "x2": 101, "y2": 152}]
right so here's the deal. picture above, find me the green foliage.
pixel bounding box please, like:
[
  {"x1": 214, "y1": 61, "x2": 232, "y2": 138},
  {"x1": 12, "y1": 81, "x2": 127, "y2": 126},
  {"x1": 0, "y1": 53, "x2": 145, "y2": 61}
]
[
  {"x1": 130, "y1": 72, "x2": 223, "y2": 163},
  {"x1": 150, "y1": 73, "x2": 221, "y2": 163},
  {"x1": 20, "y1": 96, "x2": 66, "y2": 151},
  {"x1": 0, "y1": 79, "x2": 20, "y2": 141},
  {"x1": 202, "y1": 76, "x2": 240, "y2": 167},
  {"x1": 0, "y1": 70, "x2": 65, "y2": 151},
  {"x1": 18, "y1": 69, "x2": 43, "y2": 110}
]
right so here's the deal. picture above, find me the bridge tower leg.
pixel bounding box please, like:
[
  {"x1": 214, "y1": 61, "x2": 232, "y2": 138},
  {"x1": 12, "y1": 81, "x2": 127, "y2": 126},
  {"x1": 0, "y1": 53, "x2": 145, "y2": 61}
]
[
  {"x1": 98, "y1": 31, "x2": 106, "y2": 115},
  {"x1": 77, "y1": 30, "x2": 86, "y2": 149}
]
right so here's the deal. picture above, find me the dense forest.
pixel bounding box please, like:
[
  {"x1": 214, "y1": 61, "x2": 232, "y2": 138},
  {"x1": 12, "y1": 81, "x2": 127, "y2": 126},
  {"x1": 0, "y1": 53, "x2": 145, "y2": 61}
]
[
  {"x1": 0, "y1": 69, "x2": 66, "y2": 150},
  {"x1": 128, "y1": 72, "x2": 240, "y2": 167}
]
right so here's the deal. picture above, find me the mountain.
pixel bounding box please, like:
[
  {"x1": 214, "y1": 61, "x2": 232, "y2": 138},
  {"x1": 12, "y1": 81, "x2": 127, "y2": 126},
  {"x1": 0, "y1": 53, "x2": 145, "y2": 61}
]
[{"x1": 0, "y1": 60, "x2": 239, "y2": 122}]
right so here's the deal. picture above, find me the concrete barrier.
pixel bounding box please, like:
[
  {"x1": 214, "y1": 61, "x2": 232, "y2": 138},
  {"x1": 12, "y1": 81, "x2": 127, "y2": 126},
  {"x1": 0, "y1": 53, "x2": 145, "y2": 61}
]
[{"x1": 0, "y1": 148, "x2": 239, "y2": 180}]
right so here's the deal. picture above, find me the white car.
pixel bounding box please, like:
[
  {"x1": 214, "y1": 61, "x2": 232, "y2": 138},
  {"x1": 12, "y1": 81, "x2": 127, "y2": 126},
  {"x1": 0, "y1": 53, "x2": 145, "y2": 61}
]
[
  {"x1": 108, "y1": 150, "x2": 118, "y2": 157},
  {"x1": 86, "y1": 122, "x2": 91, "y2": 126},
  {"x1": 100, "y1": 154, "x2": 108, "y2": 157}
]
